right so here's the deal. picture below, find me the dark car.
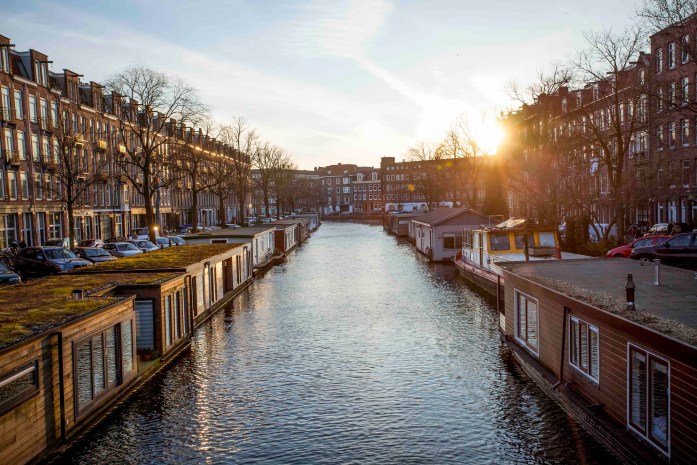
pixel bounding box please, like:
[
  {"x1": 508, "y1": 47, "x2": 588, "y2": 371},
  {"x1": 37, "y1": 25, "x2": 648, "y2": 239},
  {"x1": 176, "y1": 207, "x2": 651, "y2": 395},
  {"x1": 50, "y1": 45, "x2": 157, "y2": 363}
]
[
  {"x1": 14, "y1": 246, "x2": 93, "y2": 278},
  {"x1": 0, "y1": 262, "x2": 20, "y2": 284},
  {"x1": 77, "y1": 239, "x2": 104, "y2": 248},
  {"x1": 630, "y1": 232, "x2": 697, "y2": 269},
  {"x1": 75, "y1": 247, "x2": 118, "y2": 263},
  {"x1": 606, "y1": 235, "x2": 671, "y2": 258}
]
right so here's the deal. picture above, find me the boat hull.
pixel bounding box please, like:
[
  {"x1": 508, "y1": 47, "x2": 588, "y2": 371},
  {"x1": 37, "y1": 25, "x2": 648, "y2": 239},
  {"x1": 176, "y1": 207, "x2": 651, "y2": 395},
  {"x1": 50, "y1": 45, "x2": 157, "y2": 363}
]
[{"x1": 454, "y1": 258, "x2": 501, "y2": 297}]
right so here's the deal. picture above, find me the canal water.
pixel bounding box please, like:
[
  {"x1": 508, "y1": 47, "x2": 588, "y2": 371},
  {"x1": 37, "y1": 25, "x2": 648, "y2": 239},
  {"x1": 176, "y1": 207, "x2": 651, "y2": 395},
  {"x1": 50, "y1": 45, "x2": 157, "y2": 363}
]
[{"x1": 57, "y1": 222, "x2": 618, "y2": 464}]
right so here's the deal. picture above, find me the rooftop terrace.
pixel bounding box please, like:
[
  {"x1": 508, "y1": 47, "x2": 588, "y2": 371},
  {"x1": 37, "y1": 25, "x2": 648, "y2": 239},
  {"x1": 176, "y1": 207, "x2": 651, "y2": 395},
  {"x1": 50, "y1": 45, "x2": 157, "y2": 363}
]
[{"x1": 500, "y1": 258, "x2": 697, "y2": 346}]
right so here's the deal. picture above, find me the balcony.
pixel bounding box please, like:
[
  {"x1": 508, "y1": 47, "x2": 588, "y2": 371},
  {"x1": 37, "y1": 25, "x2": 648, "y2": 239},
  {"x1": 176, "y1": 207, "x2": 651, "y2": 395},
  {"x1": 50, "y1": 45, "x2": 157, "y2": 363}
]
[
  {"x1": 5, "y1": 150, "x2": 21, "y2": 166},
  {"x1": 37, "y1": 117, "x2": 53, "y2": 132},
  {"x1": 0, "y1": 107, "x2": 18, "y2": 124}
]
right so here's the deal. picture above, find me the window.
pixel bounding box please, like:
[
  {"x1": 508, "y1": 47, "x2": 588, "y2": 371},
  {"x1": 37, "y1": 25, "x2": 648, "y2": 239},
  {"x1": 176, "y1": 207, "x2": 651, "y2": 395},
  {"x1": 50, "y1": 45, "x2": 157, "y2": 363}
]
[
  {"x1": 443, "y1": 233, "x2": 462, "y2": 250},
  {"x1": 669, "y1": 82, "x2": 676, "y2": 105},
  {"x1": 628, "y1": 344, "x2": 669, "y2": 455},
  {"x1": 668, "y1": 42, "x2": 676, "y2": 69},
  {"x1": 489, "y1": 234, "x2": 510, "y2": 251},
  {"x1": 668, "y1": 122, "x2": 676, "y2": 148},
  {"x1": 0, "y1": 361, "x2": 39, "y2": 415},
  {"x1": 13, "y1": 90, "x2": 23, "y2": 119},
  {"x1": 17, "y1": 131, "x2": 25, "y2": 160},
  {"x1": 656, "y1": 48, "x2": 663, "y2": 73},
  {"x1": 656, "y1": 125, "x2": 664, "y2": 150},
  {"x1": 28, "y1": 95, "x2": 37, "y2": 122},
  {"x1": 0, "y1": 47, "x2": 9, "y2": 73},
  {"x1": 682, "y1": 35, "x2": 690, "y2": 63},
  {"x1": 0, "y1": 170, "x2": 4, "y2": 200},
  {"x1": 74, "y1": 320, "x2": 135, "y2": 417},
  {"x1": 681, "y1": 119, "x2": 690, "y2": 146},
  {"x1": 8, "y1": 171, "x2": 17, "y2": 200},
  {"x1": 682, "y1": 77, "x2": 689, "y2": 106},
  {"x1": 515, "y1": 290, "x2": 538, "y2": 354},
  {"x1": 20, "y1": 172, "x2": 28, "y2": 199},
  {"x1": 31, "y1": 134, "x2": 40, "y2": 162},
  {"x1": 569, "y1": 316, "x2": 599, "y2": 382}
]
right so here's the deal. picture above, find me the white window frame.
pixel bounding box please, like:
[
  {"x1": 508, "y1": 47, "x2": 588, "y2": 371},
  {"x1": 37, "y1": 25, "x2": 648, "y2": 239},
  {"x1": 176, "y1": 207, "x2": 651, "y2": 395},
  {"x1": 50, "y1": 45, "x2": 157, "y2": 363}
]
[
  {"x1": 514, "y1": 289, "x2": 539, "y2": 356},
  {"x1": 568, "y1": 315, "x2": 600, "y2": 384},
  {"x1": 626, "y1": 343, "x2": 670, "y2": 458}
]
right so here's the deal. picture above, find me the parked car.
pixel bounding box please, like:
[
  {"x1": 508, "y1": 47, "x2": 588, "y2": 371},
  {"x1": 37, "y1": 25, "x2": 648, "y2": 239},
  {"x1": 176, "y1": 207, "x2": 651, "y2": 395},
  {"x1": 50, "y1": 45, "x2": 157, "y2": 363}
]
[
  {"x1": 44, "y1": 237, "x2": 77, "y2": 249},
  {"x1": 246, "y1": 216, "x2": 257, "y2": 226},
  {"x1": 630, "y1": 232, "x2": 697, "y2": 269},
  {"x1": 129, "y1": 240, "x2": 159, "y2": 253},
  {"x1": 75, "y1": 247, "x2": 118, "y2": 263},
  {"x1": 130, "y1": 227, "x2": 159, "y2": 240},
  {"x1": 167, "y1": 236, "x2": 185, "y2": 246},
  {"x1": 14, "y1": 246, "x2": 93, "y2": 278},
  {"x1": 155, "y1": 237, "x2": 172, "y2": 249},
  {"x1": 0, "y1": 262, "x2": 20, "y2": 284},
  {"x1": 606, "y1": 235, "x2": 671, "y2": 258},
  {"x1": 77, "y1": 238, "x2": 104, "y2": 248},
  {"x1": 647, "y1": 222, "x2": 690, "y2": 236},
  {"x1": 103, "y1": 242, "x2": 143, "y2": 257}
]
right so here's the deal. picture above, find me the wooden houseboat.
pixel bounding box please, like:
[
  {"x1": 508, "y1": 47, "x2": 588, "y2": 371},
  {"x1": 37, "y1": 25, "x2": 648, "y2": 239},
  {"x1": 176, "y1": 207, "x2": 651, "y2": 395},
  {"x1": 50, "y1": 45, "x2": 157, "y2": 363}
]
[
  {"x1": 184, "y1": 226, "x2": 276, "y2": 272},
  {"x1": 289, "y1": 213, "x2": 320, "y2": 232},
  {"x1": 498, "y1": 258, "x2": 697, "y2": 465},
  {"x1": 385, "y1": 213, "x2": 420, "y2": 237},
  {"x1": 454, "y1": 218, "x2": 587, "y2": 298},
  {"x1": 412, "y1": 208, "x2": 490, "y2": 262},
  {"x1": 271, "y1": 222, "x2": 300, "y2": 256}
]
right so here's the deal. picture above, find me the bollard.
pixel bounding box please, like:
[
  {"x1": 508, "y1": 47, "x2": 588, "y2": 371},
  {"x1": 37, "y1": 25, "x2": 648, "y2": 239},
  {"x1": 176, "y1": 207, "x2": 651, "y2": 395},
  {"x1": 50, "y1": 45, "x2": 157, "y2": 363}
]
[
  {"x1": 625, "y1": 274, "x2": 636, "y2": 310},
  {"x1": 653, "y1": 259, "x2": 661, "y2": 286}
]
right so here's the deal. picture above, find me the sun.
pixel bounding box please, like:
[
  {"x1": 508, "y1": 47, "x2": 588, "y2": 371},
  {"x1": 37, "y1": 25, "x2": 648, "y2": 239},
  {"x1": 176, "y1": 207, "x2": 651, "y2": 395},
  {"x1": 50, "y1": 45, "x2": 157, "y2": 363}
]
[{"x1": 477, "y1": 119, "x2": 504, "y2": 155}]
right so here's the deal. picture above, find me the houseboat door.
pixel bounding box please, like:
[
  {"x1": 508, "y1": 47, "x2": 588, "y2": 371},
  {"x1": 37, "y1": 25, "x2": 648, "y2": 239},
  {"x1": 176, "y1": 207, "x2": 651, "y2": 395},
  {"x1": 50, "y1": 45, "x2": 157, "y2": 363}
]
[
  {"x1": 135, "y1": 299, "x2": 156, "y2": 352},
  {"x1": 478, "y1": 232, "x2": 484, "y2": 266}
]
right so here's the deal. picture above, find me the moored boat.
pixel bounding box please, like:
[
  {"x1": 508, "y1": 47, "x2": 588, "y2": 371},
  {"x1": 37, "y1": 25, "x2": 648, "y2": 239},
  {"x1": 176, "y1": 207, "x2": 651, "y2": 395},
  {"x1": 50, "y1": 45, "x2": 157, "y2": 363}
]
[{"x1": 454, "y1": 218, "x2": 588, "y2": 298}]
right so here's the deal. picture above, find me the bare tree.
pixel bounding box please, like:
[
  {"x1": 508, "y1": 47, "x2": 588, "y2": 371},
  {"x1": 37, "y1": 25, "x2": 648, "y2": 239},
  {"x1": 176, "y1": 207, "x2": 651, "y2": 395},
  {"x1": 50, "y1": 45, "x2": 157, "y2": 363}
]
[
  {"x1": 221, "y1": 117, "x2": 255, "y2": 222},
  {"x1": 572, "y1": 26, "x2": 647, "y2": 241},
  {"x1": 171, "y1": 118, "x2": 220, "y2": 233},
  {"x1": 406, "y1": 141, "x2": 446, "y2": 209},
  {"x1": 253, "y1": 142, "x2": 286, "y2": 218},
  {"x1": 272, "y1": 156, "x2": 298, "y2": 218},
  {"x1": 105, "y1": 65, "x2": 206, "y2": 241},
  {"x1": 43, "y1": 107, "x2": 109, "y2": 248}
]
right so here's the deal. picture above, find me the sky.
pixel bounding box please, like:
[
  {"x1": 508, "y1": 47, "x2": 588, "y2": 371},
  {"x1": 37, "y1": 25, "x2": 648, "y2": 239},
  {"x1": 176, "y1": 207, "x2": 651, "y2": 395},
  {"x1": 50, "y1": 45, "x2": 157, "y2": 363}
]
[{"x1": 1, "y1": 0, "x2": 641, "y2": 169}]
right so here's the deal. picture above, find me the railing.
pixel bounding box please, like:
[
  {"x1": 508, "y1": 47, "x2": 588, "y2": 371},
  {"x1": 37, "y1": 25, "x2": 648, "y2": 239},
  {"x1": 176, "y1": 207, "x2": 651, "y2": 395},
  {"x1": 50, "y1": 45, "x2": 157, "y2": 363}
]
[
  {"x1": 5, "y1": 150, "x2": 21, "y2": 165},
  {"x1": 0, "y1": 107, "x2": 16, "y2": 122},
  {"x1": 37, "y1": 116, "x2": 53, "y2": 132}
]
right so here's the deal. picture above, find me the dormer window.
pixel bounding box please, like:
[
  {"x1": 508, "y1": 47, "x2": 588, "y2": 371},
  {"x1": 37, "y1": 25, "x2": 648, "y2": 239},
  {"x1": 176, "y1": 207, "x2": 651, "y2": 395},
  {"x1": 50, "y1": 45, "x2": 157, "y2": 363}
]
[
  {"x1": 371, "y1": 172, "x2": 377, "y2": 181},
  {"x1": 0, "y1": 47, "x2": 10, "y2": 73}
]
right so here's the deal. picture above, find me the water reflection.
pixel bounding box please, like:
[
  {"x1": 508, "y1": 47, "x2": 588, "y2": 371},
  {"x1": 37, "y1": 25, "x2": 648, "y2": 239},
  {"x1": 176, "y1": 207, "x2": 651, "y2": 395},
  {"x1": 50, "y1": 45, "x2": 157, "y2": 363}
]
[{"x1": 56, "y1": 221, "x2": 618, "y2": 464}]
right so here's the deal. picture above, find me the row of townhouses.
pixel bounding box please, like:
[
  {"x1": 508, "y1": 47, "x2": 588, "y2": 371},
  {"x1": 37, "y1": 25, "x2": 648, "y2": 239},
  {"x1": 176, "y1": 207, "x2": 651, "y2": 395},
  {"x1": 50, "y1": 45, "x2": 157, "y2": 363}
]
[
  {"x1": 0, "y1": 33, "x2": 248, "y2": 248},
  {"x1": 501, "y1": 16, "x2": 697, "y2": 236}
]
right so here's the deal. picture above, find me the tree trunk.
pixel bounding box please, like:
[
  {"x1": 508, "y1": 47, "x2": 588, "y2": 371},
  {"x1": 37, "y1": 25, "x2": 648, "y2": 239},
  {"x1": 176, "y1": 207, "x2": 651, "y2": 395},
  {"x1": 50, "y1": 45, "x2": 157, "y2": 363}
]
[
  {"x1": 237, "y1": 193, "x2": 246, "y2": 224},
  {"x1": 264, "y1": 190, "x2": 270, "y2": 218},
  {"x1": 192, "y1": 178, "x2": 199, "y2": 233},
  {"x1": 143, "y1": 174, "x2": 157, "y2": 243},
  {"x1": 218, "y1": 194, "x2": 226, "y2": 226},
  {"x1": 67, "y1": 202, "x2": 75, "y2": 250}
]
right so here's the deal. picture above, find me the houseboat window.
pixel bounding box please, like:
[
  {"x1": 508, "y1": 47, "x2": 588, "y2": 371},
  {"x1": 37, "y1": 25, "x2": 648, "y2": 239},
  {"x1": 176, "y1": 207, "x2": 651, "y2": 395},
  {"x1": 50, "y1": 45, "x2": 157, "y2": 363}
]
[
  {"x1": 569, "y1": 316, "x2": 599, "y2": 382},
  {"x1": 514, "y1": 233, "x2": 534, "y2": 249},
  {"x1": 0, "y1": 361, "x2": 39, "y2": 415},
  {"x1": 628, "y1": 344, "x2": 670, "y2": 455},
  {"x1": 106, "y1": 327, "x2": 118, "y2": 387},
  {"x1": 490, "y1": 234, "x2": 511, "y2": 251},
  {"x1": 165, "y1": 295, "x2": 172, "y2": 347},
  {"x1": 538, "y1": 232, "x2": 556, "y2": 247},
  {"x1": 75, "y1": 320, "x2": 135, "y2": 417},
  {"x1": 174, "y1": 291, "x2": 181, "y2": 339},
  {"x1": 514, "y1": 290, "x2": 538, "y2": 354},
  {"x1": 443, "y1": 233, "x2": 461, "y2": 250},
  {"x1": 122, "y1": 321, "x2": 134, "y2": 375}
]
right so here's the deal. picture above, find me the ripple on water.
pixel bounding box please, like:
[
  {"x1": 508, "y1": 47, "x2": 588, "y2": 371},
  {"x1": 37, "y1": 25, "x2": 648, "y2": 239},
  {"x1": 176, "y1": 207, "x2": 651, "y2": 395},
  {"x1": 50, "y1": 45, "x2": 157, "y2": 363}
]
[{"x1": 56, "y1": 222, "x2": 620, "y2": 465}]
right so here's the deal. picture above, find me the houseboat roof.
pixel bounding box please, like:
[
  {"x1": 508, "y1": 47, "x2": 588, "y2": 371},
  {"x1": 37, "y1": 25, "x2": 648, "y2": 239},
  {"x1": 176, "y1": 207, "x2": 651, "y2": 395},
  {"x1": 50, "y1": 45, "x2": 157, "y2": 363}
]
[
  {"x1": 480, "y1": 218, "x2": 556, "y2": 232},
  {"x1": 412, "y1": 207, "x2": 489, "y2": 226},
  {"x1": 0, "y1": 272, "x2": 178, "y2": 351},
  {"x1": 85, "y1": 243, "x2": 243, "y2": 272},
  {"x1": 183, "y1": 226, "x2": 275, "y2": 239},
  {"x1": 499, "y1": 258, "x2": 697, "y2": 346}
]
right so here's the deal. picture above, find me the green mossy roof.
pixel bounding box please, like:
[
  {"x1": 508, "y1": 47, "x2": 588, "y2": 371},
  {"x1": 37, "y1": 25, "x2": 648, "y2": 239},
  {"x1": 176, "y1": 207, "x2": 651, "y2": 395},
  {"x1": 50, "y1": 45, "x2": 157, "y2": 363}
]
[
  {"x1": 0, "y1": 272, "x2": 178, "y2": 350},
  {"x1": 87, "y1": 244, "x2": 242, "y2": 272}
]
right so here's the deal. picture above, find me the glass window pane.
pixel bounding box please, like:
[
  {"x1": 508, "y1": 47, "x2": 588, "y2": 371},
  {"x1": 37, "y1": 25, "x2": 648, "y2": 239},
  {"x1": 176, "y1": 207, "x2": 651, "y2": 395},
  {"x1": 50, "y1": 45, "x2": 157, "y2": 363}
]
[
  {"x1": 570, "y1": 319, "x2": 579, "y2": 366},
  {"x1": 0, "y1": 364, "x2": 37, "y2": 406},
  {"x1": 589, "y1": 328, "x2": 599, "y2": 379},
  {"x1": 580, "y1": 322, "x2": 588, "y2": 369},
  {"x1": 527, "y1": 300, "x2": 538, "y2": 348},
  {"x1": 92, "y1": 335, "x2": 105, "y2": 396},
  {"x1": 106, "y1": 327, "x2": 118, "y2": 386},
  {"x1": 630, "y1": 349, "x2": 647, "y2": 432},
  {"x1": 165, "y1": 296, "x2": 172, "y2": 347},
  {"x1": 76, "y1": 342, "x2": 93, "y2": 409},
  {"x1": 122, "y1": 321, "x2": 134, "y2": 374},
  {"x1": 518, "y1": 295, "x2": 526, "y2": 341},
  {"x1": 650, "y1": 358, "x2": 669, "y2": 447},
  {"x1": 490, "y1": 234, "x2": 511, "y2": 251}
]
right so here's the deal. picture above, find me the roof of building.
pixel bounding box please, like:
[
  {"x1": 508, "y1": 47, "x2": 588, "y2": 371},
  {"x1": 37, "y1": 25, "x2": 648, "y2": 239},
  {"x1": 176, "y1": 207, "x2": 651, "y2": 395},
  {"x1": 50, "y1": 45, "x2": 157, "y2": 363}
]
[
  {"x1": 499, "y1": 258, "x2": 697, "y2": 346},
  {"x1": 84, "y1": 243, "x2": 242, "y2": 272},
  {"x1": 412, "y1": 207, "x2": 489, "y2": 226},
  {"x1": 0, "y1": 272, "x2": 178, "y2": 351},
  {"x1": 183, "y1": 226, "x2": 275, "y2": 240}
]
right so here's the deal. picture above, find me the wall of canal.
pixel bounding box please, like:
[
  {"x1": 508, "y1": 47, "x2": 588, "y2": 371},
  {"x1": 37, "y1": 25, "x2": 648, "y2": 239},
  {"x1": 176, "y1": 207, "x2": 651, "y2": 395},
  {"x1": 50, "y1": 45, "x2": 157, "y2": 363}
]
[{"x1": 55, "y1": 221, "x2": 619, "y2": 464}]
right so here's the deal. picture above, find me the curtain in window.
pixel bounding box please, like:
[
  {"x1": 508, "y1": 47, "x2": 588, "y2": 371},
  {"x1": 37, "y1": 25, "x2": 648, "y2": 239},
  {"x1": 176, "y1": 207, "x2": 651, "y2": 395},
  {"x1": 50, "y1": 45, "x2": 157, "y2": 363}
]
[
  {"x1": 650, "y1": 359, "x2": 669, "y2": 447},
  {"x1": 122, "y1": 321, "x2": 134, "y2": 375},
  {"x1": 106, "y1": 327, "x2": 118, "y2": 386},
  {"x1": 76, "y1": 343, "x2": 93, "y2": 410},
  {"x1": 92, "y1": 335, "x2": 105, "y2": 397},
  {"x1": 630, "y1": 349, "x2": 647, "y2": 432}
]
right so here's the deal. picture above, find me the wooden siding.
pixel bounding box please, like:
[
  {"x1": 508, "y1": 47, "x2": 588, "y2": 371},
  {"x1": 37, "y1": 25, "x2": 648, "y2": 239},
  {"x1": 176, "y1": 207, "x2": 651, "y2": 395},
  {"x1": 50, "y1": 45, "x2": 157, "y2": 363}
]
[{"x1": 503, "y1": 270, "x2": 697, "y2": 464}]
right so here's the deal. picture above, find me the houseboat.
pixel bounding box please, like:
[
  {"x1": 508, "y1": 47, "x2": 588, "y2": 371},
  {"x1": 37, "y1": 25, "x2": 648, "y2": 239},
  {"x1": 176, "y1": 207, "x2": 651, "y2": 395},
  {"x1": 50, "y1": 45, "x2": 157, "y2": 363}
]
[
  {"x1": 183, "y1": 226, "x2": 276, "y2": 274},
  {"x1": 497, "y1": 258, "x2": 697, "y2": 464},
  {"x1": 412, "y1": 208, "x2": 490, "y2": 262},
  {"x1": 454, "y1": 218, "x2": 587, "y2": 298}
]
